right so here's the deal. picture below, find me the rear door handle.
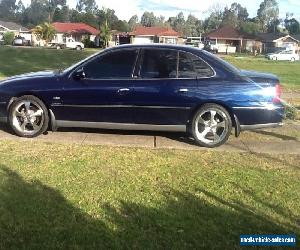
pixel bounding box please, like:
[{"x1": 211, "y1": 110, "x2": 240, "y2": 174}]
[
  {"x1": 177, "y1": 88, "x2": 189, "y2": 93},
  {"x1": 117, "y1": 88, "x2": 130, "y2": 94}
]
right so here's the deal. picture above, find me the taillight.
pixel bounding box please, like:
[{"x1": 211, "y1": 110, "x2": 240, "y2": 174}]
[{"x1": 273, "y1": 83, "x2": 282, "y2": 103}]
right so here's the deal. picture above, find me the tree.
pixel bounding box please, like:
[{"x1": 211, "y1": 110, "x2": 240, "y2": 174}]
[
  {"x1": 128, "y1": 15, "x2": 138, "y2": 31},
  {"x1": 173, "y1": 12, "x2": 185, "y2": 34},
  {"x1": 15, "y1": 0, "x2": 25, "y2": 14},
  {"x1": 156, "y1": 15, "x2": 165, "y2": 27},
  {"x1": 284, "y1": 13, "x2": 300, "y2": 34},
  {"x1": 257, "y1": 0, "x2": 279, "y2": 32},
  {"x1": 240, "y1": 21, "x2": 262, "y2": 35},
  {"x1": 69, "y1": 9, "x2": 98, "y2": 28},
  {"x1": 76, "y1": 0, "x2": 97, "y2": 14},
  {"x1": 203, "y1": 4, "x2": 224, "y2": 32},
  {"x1": 15, "y1": 0, "x2": 25, "y2": 23},
  {"x1": 222, "y1": 7, "x2": 238, "y2": 27},
  {"x1": 0, "y1": 0, "x2": 17, "y2": 21},
  {"x1": 222, "y1": 3, "x2": 248, "y2": 27},
  {"x1": 231, "y1": 3, "x2": 248, "y2": 22},
  {"x1": 22, "y1": 0, "x2": 49, "y2": 27},
  {"x1": 184, "y1": 14, "x2": 202, "y2": 36},
  {"x1": 52, "y1": 5, "x2": 70, "y2": 22},
  {"x1": 47, "y1": 0, "x2": 67, "y2": 22},
  {"x1": 100, "y1": 20, "x2": 111, "y2": 48},
  {"x1": 3, "y1": 31, "x2": 15, "y2": 45},
  {"x1": 97, "y1": 8, "x2": 119, "y2": 29},
  {"x1": 33, "y1": 22, "x2": 56, "y2": 45},
  {"x1": 267, "y1": 18, "x2": 281, "y2": 33},
  {"x1": 140, "y1": 11, "x2": 156, "y2": 27},
  {"x1": 112, "y1": 20, "x2": 129, "y2": 32}
]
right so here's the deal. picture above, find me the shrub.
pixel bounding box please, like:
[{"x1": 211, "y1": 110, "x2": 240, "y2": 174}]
[
  {"x1": 284, "y1": 104, "x2": 298, "y2": 120},
  {"x1": 3, "y1": 32, "x2": 15, "y2": 45},
  {"x1": 82, "y1": 36, "x2": 96, "y2": 48}
]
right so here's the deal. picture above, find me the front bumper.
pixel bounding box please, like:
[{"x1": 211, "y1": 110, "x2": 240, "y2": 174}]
[{"x1": 0, "y1": 101, "x2": 7, "y2": 123}]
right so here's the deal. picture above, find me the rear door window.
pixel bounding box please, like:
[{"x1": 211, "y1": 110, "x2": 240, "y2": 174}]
[
  {"x1": 139, "y1": 49, "x2": 177, "y2": 78},
  {"x1": 178, "y1": 52, "x2": 214, "y2": 78}
]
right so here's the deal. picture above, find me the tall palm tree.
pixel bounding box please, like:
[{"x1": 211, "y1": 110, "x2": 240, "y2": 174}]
[
  {"x1": 100, "y1": 19, "x2": 111, "y2": 48},
  {"x1": 34, "y1": 22, "x2": 56, "y2": 45}
]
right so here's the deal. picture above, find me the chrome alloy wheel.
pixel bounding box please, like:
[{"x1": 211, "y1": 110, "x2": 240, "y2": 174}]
[
  {"x1": 194, "y1": 108, "x2": 229, "y2": 145},
  {"x1": 11, "y1": 100, "x2": 44, "y2": 136}
]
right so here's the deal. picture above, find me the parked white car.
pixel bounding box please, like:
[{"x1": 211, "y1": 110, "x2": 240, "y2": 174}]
[
  {"x1": 266, "y1": 50, "x2": 299, "y2": 62},
  {"x1": 49, "y1": 38, "x2": 84, "y2": 50}
]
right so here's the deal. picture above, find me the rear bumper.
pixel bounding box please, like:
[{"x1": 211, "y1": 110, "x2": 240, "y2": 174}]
[
  {"x1": 240, "y1": 122, "x2": 283, "y2": 131},
  {"x1": 232, "y1": 104, "x2": 284, "y2": 125}
]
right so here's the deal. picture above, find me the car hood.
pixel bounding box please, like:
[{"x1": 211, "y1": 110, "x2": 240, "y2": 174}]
[{"x1": 0, "y1": 70, "x2": 57, "y2": 84}]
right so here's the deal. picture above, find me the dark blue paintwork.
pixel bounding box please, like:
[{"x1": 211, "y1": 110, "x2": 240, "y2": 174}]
[{"x1": 0, "y1": 44, "x2": 284, "y2": 129}]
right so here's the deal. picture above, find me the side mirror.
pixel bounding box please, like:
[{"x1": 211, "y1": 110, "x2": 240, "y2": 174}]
[{"x1": 73, "y1": 68, "x2": 86, "y2": 80}]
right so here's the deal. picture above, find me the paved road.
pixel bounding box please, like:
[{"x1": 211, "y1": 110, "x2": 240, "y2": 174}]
[{"x1": 0, "y1": 124, "x2": 299, "y2": 154}]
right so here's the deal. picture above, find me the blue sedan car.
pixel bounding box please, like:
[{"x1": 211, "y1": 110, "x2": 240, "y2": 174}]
[{"x1": 0, "y1": 44, "x2": 284, "y2": 147}]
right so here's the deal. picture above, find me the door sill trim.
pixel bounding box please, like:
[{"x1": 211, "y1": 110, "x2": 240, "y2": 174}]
[{"x1": 56, "y1": 120, "x2": 187, "y2": 132}]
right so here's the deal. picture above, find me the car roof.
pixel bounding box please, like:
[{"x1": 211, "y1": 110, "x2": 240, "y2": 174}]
[{"x1": 108, "y1": 43, "x2": 202, "y2": 53}]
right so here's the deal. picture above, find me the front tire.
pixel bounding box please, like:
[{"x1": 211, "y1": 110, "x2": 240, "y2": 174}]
[
  {"x1": 76, "y1": 46, "x2": 82, "y2": 51},
  {"x1": 191, "y1": 104, "x2": 232, "y2": 148},
  {"x1": 8, "y1": 95, "x2": 49, "y2": 138}
]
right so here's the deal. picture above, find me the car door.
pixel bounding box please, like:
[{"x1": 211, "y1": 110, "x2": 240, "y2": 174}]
[
  {"x1": 132, "y1": 48, "x2": 210, "y2": 126},
  {"x1": 56, "y1": 48, "x2": 139, "y2": 123},
  {"x1": 279, "y1": 51, "x2": 289, "y2": 60}
]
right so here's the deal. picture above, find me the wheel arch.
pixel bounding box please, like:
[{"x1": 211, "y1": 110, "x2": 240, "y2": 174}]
[
  {"x1": 187, "y1": 101, "x2": 238, "y2": 133},
  {"x1": 7, "y1": 93, "x2": 54, "y2": 130},
  {"x1": 7, "y1": 92, "x2": 50, "y2": 111}
]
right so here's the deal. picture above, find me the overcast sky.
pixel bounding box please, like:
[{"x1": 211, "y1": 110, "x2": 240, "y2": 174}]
[{"x1": 23, "y1": 0, "x2": 300, "y2": 21}]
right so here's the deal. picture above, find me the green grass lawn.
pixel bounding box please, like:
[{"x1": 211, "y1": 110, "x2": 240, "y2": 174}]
[
  {"x1": 0, "y1": 46, "x2": 299, "y2": 91},
  {"x1": 0, "y1": 140, "x2": 299, "y2": 249},
  {"x1": 0, "y1": 46, "x2": 96, "y2": 79}
]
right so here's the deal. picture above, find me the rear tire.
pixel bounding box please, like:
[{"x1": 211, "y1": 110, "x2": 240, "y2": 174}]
[
  {"x1": 291, "y1": 57, "x2": 295, "y2": 62},
  {"x1": 8, "y1": 95, "x2": 49, "y2": 138},
  {"x1": 191, "y1": 104, "x2": 232, "y2": 148},
  {"x1": 76, "y1": 46, "x2": 82, "y2": 51}
]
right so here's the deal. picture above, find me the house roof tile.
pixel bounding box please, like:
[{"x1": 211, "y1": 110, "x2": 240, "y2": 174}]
[
  {"x1": 257, "y1": 32, "x2": 299, "y2": 42},
  {"x1": 132, "y1": 26, "x2": 180, "y2": 37},
  {"x1": 205, "y1": 25, "x2": 255, "y2": 40},
  {"x1": 0, "y1": 20, "x2": 29, "y2": 32},
  {"x1": 52, "y1": 22, "x2": 99, "y2": 35}
]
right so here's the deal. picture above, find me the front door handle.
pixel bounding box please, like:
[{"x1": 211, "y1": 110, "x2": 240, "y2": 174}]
[
  {"x1": 117, "y1": 88, "x2": 130, "y2": 94},
  {"x1": 177, "y1": 88, "x2": 189, "y2": 93}
]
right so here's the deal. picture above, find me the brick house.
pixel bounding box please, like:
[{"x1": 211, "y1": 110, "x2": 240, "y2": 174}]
[
  {"x1": 257, "y1": 33, "x2": 299, "y2": 53},
  {"x1": 204, "y1": 25, "x2": 262, "y2": 54},
  {"x1": 130, "y1": 26, "x2": 181, "y2": 44},
  {"x1": 0, "y1": 20, "x2": 31, "y2": 43},
  {"x1": 51, "y1": 22, "x2": 99, "y2": 44}
]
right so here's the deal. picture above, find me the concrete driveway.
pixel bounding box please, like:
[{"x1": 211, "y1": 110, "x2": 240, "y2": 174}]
[{"x1": 0, "y1": 121, "x2": 299, "y2": 154}]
